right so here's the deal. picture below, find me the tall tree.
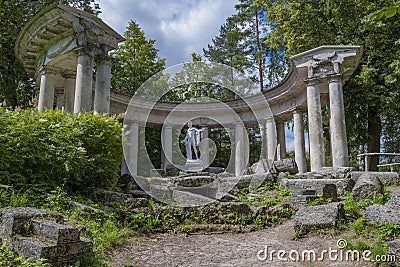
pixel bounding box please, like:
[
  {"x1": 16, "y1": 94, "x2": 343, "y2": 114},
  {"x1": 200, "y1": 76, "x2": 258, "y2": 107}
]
[
  {"x1": 110, "y1": 20, "x2": 166, "y2": 95},
  {"x1": 204, "y1": 0, "x2": 287, "y2": 91},
  {"x1": 262, "y1": 0, "x2": 400, "y2": 170},
  {"x1": 0, "y1": 0, "x2": 100, "y2": 108}
]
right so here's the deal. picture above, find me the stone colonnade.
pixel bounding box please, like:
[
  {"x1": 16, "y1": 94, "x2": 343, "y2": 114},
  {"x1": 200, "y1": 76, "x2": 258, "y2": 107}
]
[
  {"x1": 126, "y1": 68, "x2": 349, "y2": 177},
  {"x1": 37, "y1": 49, "x2": 112, "y2": 115}
]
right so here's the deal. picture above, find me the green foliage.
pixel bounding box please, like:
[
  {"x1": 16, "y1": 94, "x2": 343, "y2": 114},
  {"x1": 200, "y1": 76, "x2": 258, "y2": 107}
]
[
  {"x1": 378, "y1": 222, "x2": 400, "y2": 241},
  {"x1": 369, "y1": 1, "x2": 400, "y2": 21},
  {"x1": 0, "y1": 108, "x2": 122, "y2": 192},
  {"x1": 110, "y1": 20, "x2": 165, "y2": 95},
  {"x1": 261, "y1": 0, "x2": 400, "y2": 169},
  {"x1": 236, "y1": 182, "x2": 290, "y2": 207},
  {"x1": 0, "y1": 188, "x2": 43, "y2": 208},
  {"x1": 0, "y1": 243, "x2": 50, "y2": 267},
  {"x1": 306, "y1": 197, "x2": 334, "y2": 207}
]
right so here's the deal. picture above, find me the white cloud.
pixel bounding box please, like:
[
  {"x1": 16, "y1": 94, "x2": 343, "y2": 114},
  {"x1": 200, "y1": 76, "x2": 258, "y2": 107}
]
[{"x1": 98, "y1": 0, "x2": 237, "y2": 66}]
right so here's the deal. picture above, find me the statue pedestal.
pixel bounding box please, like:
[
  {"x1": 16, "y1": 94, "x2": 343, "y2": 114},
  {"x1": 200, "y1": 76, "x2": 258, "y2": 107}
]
[{"x1": 185, "y1": 159, "x2": 204, "y2": 172}]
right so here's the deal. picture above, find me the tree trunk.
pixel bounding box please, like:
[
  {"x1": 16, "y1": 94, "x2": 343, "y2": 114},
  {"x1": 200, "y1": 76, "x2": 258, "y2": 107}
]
[
  {"x1": 367, "y1": 106, "x2": 382, "y2": 171},
  {"x1": 255, "y1": 8, "x2": 264, "y2": 92}
]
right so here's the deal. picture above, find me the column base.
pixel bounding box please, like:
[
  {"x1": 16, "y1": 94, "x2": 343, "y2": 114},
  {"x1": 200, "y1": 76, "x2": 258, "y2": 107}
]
[{"x1": 185, "y1": 159, "x2": 204, "y2": 172}]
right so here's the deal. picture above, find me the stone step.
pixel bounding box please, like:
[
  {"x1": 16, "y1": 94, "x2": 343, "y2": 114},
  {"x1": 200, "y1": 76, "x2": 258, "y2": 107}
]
[
  {"x1": 31, "y1": 219, "x2": 80, "y2": 243},
  {"x1": 170, "y1": 176, "x2": 216, "y2": 187},
  {"x1": 294, "y1": 202, "x2": 344, "y2": 233},
  {"x1": 172, "y1": 190, "x2": 216, "y2": 207},
  {"x1": 12, "y1": 235, "x2": 92, "y2": 263},
  {"x1": 280, "y1": 178, "x2": 354, "y2": 195}
]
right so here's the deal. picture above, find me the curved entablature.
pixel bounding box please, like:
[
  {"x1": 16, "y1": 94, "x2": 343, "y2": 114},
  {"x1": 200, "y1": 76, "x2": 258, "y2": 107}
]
[{"x1": 110, "y1": 45, "x2": 362, "y2": 127}]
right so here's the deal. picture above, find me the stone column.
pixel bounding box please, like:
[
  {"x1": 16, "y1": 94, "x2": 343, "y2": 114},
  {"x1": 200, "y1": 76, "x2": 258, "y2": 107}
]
[
  {"x1": 200, "y1": 126, "x2": 209, "y2": 168},
  {"x1": 293, "y1": 110, "x2": 307, "y2": 174},
  {"x1": 120, "y1": 158, "x2": 129, "y2": 176},
  {"x1": 328, "y1": 75, "x2": 349, "y2": 167},
  {"x1": 126, "y1": 122, "x2": 139, "y2": 176},
  {"x1": 94, "y1": 56, "x2": 112, "y2": 115},
  {"x1": 276, "y1": 120, "x2": 287, "y2": 160},
  {"x1": 74, "y1": 48, "x2": 93, "y2": 113},
  {"x1": 260, "y1": 121, "x2": 267, "y2": 159},
  {"x1": 162, "y1": 125, "x2": 173, "y2": 170},
  {"x1": 55, "y1": 88, "x2": 64, "y2": 110},
  {"x1": 38, "y1": 67, "x2": 56, "y2": 111},
  {"x1": 306, "y1": 79, "x2": 325, "y2": 171},
  {"x1": 266, "y1": 118, "x2": 277, "y2": 161},
  {"x1": 235, "y1": 122, "x2": 245, "y2": 177},
  {"x1": 63, "y1": 72, "x2": 76, "y2": 112}
]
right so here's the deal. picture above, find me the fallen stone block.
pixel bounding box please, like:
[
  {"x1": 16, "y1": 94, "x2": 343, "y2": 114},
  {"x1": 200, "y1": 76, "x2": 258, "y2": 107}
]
[
  {"x1": 322, "y1": 184, "x2": 338, "y2": 199},
  {"x1": 215, "y1": 192, "x2": 238, "y2": 202},
  {"x1": 388, "y1": 239, "x2": 400, "y2": 267},
  {"x1": 351, "y1": 171, "x2": 399, "y2": 182},
  {"x1": 171, "y1": 176, "x2": 216, "y2": 187},
  {"x1": 364, "y1": 190, "x2": 400, "y2": 225},
  {"x1": 320, "y1": 167, "x2": 354, "y2": 179},
  {"x1": 352, "y1": 173, "x2": 383, "y2": 202},
  {"x1": 294, "y1": 202, "x2": 344, "y2": 233},
  {"x1": 280, "y1": 178, "x2": 353, "y2": 195},
  {"x1": 274, "y1": 158, "x2": 298, "y2": 174}
]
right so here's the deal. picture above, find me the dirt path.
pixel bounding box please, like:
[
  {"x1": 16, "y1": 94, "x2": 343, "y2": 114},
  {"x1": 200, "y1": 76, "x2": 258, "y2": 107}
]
[{"x1": 106, "y1": 219, "x2": 373, "y2": 267}]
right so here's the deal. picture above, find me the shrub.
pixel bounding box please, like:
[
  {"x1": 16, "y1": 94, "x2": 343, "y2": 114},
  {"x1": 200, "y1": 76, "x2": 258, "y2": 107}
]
[{"x1": 0, "y1": 108, "x2": 122, "y2": 192}]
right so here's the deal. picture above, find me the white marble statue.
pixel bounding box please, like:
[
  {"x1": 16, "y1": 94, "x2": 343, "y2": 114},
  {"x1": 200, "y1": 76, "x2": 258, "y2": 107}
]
[{"x1": 183, "y1": 121, "x2": 204, "y2": 160}]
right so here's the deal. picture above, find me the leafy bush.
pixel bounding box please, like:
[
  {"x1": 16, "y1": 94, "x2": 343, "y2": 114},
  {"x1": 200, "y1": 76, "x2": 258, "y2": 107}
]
[{"x1": 0, "y1": 108, "x2": 122, "y2": 192}]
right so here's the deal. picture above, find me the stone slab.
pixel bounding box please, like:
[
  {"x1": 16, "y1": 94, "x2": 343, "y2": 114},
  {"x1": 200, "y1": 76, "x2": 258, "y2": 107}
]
[
  {"x1": 172, "y1": 190, "x2": 215, "y2": 207},
  {"x1": 32, "y1": 220, "x2": 80, "y2": 243},
  {"x1": 294, "y1": 202, "x2": 344, "y2": 233},
  {"x1": 280, "y1": 178, "x2": 353, "y2": 195}
]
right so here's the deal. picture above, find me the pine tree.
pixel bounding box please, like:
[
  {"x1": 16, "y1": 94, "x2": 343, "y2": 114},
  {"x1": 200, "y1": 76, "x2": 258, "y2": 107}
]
[{"x1": 110, "y1": 20, "x2": 166, "y2": 95}]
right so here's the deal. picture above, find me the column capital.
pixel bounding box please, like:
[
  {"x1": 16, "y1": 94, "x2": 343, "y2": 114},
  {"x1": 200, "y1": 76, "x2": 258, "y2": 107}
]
[
  {"x1": 62, "y1": 71, "x2": 76, "y2": 79},
  {"x1": 55, "y1": 87, "x2": 64, "y2": 95},
  {"x1": 39, "y1": 65, "x2": 59, "y2": 75},
  {"x1": 163, "y1": 124, "x2": 173, "y2": 129},
  {"x1": 95, "y1": 55, "x2": 112, "y2": 66},
  {"x1": 307, "y1": 55, "x2": 342, "y2": 79},
  {"x1": 293, "y1": 107, "x2": 305, "y2": 114},
  {"x1": 76, "y1": 45, "x2": 94, "y2": 58},
  {"x1": 327, "y1": 73, "x2": 343, "y2": 83},
  {"x1": 304, "y1": 77, "x2": 321, "y2": 86}
]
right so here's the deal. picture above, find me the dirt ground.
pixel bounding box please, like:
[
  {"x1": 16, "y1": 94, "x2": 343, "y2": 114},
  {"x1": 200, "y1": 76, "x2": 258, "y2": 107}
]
[
  {"x1": 107, "y1": 185, "x2": 400, "y2": 267},
  {"x1": 106, "y1": 219, "x2": 376, "y2": 267}
]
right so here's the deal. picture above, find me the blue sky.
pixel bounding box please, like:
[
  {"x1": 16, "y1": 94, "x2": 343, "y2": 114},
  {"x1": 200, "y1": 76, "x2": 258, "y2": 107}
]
[{"x1": 98, "y1": 0, "x2": 238, "y2": 66}]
